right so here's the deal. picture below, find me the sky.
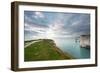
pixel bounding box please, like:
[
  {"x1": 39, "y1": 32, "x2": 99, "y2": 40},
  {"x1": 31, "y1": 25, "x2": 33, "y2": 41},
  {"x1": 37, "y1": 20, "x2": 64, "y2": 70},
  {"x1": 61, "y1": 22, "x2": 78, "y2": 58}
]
[{"x1": 24, "y1": 11, "x2": 90, "y2": 41}]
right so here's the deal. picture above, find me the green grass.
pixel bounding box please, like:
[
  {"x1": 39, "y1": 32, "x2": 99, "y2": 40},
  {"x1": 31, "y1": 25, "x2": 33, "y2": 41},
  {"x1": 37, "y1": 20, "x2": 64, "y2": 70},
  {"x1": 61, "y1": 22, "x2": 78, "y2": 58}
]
[{"x1": 24, "y1": 39, "x2": 73, "y2": 61}]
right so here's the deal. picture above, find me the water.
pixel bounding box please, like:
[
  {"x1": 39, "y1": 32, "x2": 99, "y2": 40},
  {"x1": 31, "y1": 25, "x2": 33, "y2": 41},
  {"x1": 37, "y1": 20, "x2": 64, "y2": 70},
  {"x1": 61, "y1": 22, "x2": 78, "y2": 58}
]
[{"x1": 54, "y1": 38, "x2": 90, "y2": 59}]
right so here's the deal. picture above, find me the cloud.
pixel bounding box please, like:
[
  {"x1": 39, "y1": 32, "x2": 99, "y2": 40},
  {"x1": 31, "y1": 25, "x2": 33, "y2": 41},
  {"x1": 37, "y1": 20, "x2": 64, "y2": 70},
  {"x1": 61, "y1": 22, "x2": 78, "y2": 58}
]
[
  {"x1": 24, "y1": 23, "x2": 48, "y2": 35},
  {"x1": 33, "y1": 12, "x2": 45, "y2": 19},
  {"x1": 58, "y1": 13, "x2": 90, "y2": 36},
  {"x1": 24, "y1": 11, "x2": 50, "y2": 28},
  {"x1": 24, "y1": 11, "x2": 90, "y2": 40}
]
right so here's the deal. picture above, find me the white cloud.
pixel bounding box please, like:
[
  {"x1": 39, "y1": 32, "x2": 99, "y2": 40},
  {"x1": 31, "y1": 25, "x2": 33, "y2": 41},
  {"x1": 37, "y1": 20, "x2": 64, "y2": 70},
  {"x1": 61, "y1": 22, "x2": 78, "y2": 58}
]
[
  {"x1": 45, "y1": 20, "x2": 71, "y2": 39},
  {"x1": 24, "y1": 12, "x2": 90, "y2": 40},
  {"x1": 33, "y1": 12, "x2": 44, "y2": 19},
  {"x1": 24, "y1": 23, "x2": 30, "y2": 27},
  {"x1": 71, "y1": 20, "x2": 82, "y2": 26},
  {"x1": 24, "y1": 15, "x2": 33, "y2": 24},
  {"x1": 25, "y1": 26, "x2": 47, "y2": 34},
  {"x1": 49, "y1": 20, "x2": 64, "y2": 31}
]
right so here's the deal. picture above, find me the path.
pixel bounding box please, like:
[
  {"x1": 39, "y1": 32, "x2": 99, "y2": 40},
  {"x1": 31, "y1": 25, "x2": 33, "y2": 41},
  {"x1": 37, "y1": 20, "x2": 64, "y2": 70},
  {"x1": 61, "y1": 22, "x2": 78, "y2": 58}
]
[{"x1": 25, "y1": 40, "x2": 41, "y2": 48}]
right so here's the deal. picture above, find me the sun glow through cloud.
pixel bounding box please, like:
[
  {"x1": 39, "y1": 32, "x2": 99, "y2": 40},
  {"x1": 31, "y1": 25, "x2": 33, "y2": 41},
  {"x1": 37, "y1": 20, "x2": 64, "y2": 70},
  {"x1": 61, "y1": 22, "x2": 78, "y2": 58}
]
[
  {"x1": 46, "y1": 28, "x2": 55, "y2": 39},
  {"x1": 24, "y1": 11, "x2": 90, "y2": 41}
]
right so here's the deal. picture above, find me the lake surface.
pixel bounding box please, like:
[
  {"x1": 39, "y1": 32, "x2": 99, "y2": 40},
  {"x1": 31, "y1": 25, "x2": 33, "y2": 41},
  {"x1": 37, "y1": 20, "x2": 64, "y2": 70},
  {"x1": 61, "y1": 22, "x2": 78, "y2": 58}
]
[{"x1": 54, "y1": 38, "x2": 90, "y2": 59}]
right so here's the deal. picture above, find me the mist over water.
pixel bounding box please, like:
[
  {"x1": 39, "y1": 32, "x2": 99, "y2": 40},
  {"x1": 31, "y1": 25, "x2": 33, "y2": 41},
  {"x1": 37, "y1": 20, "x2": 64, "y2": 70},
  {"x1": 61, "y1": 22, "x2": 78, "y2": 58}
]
[{"x1": 53, "y1": 38, "x2": 90, "y2": 59}]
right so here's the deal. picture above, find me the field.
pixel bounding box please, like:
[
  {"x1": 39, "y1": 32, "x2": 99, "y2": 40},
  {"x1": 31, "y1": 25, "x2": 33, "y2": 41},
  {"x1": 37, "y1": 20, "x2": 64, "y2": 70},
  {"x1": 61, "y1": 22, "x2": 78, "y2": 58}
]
[{"x1": 24, "y1": 39, "x2": 73, "y2": 61}]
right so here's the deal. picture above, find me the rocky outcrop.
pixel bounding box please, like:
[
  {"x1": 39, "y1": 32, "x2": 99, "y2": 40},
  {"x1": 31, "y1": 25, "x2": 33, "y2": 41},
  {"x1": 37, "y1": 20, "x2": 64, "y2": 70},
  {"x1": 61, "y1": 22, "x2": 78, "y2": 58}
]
[{"x1": 80, "y1": 35, "x2": 90, "y2": 49}]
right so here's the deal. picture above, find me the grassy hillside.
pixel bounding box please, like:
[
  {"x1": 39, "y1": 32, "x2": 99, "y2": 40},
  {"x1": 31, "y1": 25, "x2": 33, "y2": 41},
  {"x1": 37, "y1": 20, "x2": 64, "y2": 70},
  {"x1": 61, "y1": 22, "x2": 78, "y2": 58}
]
[{"x1": 24, "y1": 39, "x2": 73, "y2": 61}]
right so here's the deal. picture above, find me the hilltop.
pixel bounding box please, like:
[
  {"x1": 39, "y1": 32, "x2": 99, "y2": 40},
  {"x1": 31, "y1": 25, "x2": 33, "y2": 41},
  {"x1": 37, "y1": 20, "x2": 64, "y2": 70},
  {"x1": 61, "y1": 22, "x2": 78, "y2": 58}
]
[{"x1": 24, "y1": 39, "x2": 73, "y2": 61}]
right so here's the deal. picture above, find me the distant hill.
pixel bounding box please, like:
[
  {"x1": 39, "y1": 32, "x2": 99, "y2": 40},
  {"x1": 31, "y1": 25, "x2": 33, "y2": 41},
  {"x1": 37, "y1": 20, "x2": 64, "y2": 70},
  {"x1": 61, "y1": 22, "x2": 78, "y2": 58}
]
[{"x1": 24, "y1": 39, "x2": 73, "y2": 61}]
